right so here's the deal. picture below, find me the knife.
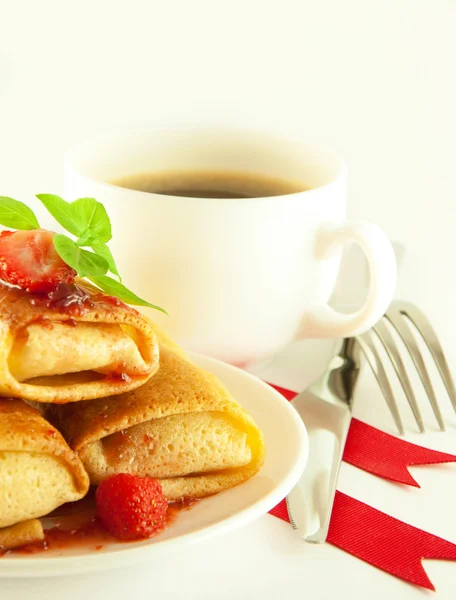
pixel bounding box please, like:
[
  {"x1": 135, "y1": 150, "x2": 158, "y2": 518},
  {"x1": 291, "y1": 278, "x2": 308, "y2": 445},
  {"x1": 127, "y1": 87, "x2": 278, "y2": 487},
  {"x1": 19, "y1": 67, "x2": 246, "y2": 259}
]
[{"x1": 286, "y1": 337, "x2": 360, "y2": 543}]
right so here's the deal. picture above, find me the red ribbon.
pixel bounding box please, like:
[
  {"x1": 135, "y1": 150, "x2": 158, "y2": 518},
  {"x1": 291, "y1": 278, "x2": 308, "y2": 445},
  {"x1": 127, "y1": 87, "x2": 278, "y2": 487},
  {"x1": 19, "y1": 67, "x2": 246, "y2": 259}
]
[
  {"x1": 343, "y1": 419, "x2": 456, "y2": 487},
  {"x1": 268, "y1": 383, "x2": 456, "y2": 485},
  {"x1": 271, "y1": 493, "x2": 456, "y2": 591},
  {"x1": 267, "y1": 383, "x2": 456, "y2": 590}
]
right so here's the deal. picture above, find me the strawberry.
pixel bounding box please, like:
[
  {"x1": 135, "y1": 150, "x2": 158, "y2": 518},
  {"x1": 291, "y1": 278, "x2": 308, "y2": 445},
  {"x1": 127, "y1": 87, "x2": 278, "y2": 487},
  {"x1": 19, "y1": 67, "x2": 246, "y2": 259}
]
[
  {"x1": 0, "y1": 229, "x2": 76, "y2": 294},
  {"x1": 95, "y1": 474, "x2": 168, "y2": 541}
]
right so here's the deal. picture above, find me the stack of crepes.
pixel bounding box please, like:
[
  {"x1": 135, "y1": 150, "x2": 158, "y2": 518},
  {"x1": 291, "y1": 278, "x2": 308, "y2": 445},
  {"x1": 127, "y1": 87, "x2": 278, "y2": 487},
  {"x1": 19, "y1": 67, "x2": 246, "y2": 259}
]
[{"x1": 0, "y1": 282, "x2": 265, "y2": 550}]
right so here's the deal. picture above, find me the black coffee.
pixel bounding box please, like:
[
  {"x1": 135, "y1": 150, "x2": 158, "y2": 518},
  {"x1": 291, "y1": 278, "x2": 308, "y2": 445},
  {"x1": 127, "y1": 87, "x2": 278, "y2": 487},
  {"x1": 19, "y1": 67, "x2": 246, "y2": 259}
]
[{"x1": 112, "y1": 170, "x2": 304, "y2": 199}]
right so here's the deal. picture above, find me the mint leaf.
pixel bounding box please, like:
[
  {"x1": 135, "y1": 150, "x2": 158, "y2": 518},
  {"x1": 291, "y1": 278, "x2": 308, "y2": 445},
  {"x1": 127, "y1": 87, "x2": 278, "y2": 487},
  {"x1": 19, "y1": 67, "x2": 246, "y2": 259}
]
[
  {"x1": 88, "y1": 275, "x2": 167, "y2": 314},
  {"x1": 91, "y1": 242, "x2": 121, "y2": 281},
  {"x1": 36, "y1": 194, "x2": 81, "y2": 236},
  {"x1": 53, "y1": 234, "x2": 109, "y2": 277},
  {"x1": 71, "y1": 198, "x2": 111, "y2": 244},
  {"x1": 0, "y1": 196, "x2": 40, "y2": 230}
]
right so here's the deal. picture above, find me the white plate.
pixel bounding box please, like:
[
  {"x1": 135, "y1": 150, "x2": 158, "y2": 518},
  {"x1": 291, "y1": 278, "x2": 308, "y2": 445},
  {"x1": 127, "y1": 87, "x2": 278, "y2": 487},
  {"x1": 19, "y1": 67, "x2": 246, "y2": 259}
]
[{"x1": 0, "y1": 353, "x2": 308, "y2": 578}]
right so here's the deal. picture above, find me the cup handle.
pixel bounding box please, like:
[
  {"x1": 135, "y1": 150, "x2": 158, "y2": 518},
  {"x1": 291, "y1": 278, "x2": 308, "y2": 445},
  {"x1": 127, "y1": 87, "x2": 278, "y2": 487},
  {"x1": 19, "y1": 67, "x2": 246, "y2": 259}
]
[{"x1": 301, "y1": 222, "x2": 397, "y2": 338}]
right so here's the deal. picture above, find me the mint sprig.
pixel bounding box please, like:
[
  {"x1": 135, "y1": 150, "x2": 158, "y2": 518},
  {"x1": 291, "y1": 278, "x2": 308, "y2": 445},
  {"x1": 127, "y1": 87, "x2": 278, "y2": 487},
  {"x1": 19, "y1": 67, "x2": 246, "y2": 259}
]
[{"x1": 0, "y1": 195, "x2": 167, "y2": 314}]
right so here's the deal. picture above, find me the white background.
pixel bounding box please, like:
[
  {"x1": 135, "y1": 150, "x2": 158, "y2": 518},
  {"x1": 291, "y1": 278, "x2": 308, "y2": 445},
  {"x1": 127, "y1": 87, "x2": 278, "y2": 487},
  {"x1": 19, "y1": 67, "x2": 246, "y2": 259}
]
[{"x1": 0, "y1": 0, "x2": 456, "y2": 598}]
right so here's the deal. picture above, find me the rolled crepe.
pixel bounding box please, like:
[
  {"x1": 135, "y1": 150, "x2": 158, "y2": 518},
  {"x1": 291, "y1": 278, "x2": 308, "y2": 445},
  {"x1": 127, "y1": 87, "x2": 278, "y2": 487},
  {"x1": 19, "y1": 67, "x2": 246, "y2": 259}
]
[
  {"x1": 0, "y1": 282, "x2": 159, "y2": 403},
  {"x1": 0, "y1": 520, "x2": 44, "y2": 551},
  {"x1": 43, "y1": 328, "x2": 266, "y2": 501},
  {"x1": 0, "y1": 399, "x2": 89, "y2": 529}
]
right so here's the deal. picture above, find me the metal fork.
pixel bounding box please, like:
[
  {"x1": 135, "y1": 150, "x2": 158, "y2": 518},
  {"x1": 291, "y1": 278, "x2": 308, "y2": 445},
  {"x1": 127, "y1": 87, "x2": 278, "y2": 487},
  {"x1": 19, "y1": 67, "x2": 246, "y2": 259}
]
[{"x1": 356, "y1": 301, "x2": 456, "y2": 434}]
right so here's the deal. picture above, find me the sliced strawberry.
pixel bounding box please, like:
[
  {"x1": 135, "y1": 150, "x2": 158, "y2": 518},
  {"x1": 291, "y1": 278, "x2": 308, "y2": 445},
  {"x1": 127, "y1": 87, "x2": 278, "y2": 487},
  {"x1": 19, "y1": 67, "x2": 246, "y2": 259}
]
[
  {"x1": 95, "y1": 474, "x2": 168, "y2": 541},
  {"x1": 0, "y1": 229, "x2": 76, "y2": 294}
]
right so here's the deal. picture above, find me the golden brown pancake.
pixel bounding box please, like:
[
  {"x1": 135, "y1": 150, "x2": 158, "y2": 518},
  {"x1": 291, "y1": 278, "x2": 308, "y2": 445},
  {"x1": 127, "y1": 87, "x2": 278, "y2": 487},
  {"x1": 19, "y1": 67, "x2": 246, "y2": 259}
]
[
  {"x1": 0, "y1": 282, "x2": 159, "y2": 402},
  {"x1": 0, "y1": 520, "x2": 44, "y2": 551},
  {"x1": 42, "y1": 327, "x2": 265, "y2": 501},
  {"x1": 0, "y1": 399, "x2": 89, "y2": 529}
]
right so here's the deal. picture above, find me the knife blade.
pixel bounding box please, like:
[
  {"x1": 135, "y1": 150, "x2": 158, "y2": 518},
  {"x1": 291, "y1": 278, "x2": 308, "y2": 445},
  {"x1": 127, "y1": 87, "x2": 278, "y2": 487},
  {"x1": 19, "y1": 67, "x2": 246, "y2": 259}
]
[{"x1": 286, "y1": 337, "x2": 360, "y2": 543}]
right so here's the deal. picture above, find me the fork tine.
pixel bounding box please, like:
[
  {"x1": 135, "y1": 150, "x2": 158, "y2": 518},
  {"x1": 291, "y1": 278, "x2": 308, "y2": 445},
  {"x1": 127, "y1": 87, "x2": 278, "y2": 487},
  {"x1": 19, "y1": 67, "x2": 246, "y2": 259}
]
[
  {"x1": 395, "y1": 301, "x2": 456, "y2": 414},
  {"x1": 386, "y1": 305, "x2": 446, "y2": 432},
  {"x1": 356, "y1": 333, "x2": 405, "y2": 435},
  {"x1": 373, "y1": 319, "x2": 425, "y2": 433}
]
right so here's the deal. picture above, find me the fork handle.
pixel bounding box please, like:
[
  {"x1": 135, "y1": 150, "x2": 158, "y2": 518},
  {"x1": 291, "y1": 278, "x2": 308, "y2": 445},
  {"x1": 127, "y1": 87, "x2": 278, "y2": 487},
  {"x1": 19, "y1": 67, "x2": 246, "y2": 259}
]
[{"x1": 300, "y1": 222, "x2": 397, "y2": 338}]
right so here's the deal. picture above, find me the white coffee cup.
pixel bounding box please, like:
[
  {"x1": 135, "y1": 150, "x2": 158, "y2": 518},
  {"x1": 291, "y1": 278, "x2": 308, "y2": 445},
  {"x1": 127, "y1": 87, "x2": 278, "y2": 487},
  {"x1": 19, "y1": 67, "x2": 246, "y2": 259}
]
[{"x1": 64, "y1": 128, "x2": 396, "y2": 365}]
